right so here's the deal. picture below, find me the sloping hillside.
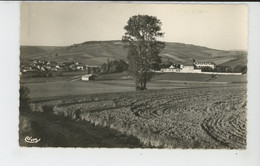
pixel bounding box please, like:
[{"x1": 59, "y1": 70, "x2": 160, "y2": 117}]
[
  {"x1": 20, "y1": 46, "x2": 65, "y2": 58},
  {"x1": 160, "y1": 43, "x2": 247, "y2": 66},
  {"x1": 20, "y1": 40, "x2": 247, "y2": 67}
]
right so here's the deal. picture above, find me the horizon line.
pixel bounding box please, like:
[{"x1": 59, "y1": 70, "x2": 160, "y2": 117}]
[{"x1": 20, "y1": 40, "x2": 248, "y2": 52}]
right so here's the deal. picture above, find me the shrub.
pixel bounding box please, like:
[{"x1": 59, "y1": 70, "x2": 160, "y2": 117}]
[
  {"x1": 233, "y1": 65, "x2": 247, "y2": 74},
  {"x1": 20, "y1": 86, "x2": 30, "y2": 112}
]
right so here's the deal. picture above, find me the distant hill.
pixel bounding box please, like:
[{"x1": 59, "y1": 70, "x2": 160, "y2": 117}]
[{"x1": 20, "y1": 40, "x2": 247, "y2": 67}]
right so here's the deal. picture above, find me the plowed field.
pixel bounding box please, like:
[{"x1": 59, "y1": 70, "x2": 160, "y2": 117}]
[{"x1": 25, "y1": 85, "x2": 246, "y2": 149}]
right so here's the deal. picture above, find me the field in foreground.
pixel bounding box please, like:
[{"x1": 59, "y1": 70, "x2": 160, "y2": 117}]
[
  {"x1": 20, "y1": 85, "x2": 247, "y2": 149},
  {"x1": 21, "y1": 72, "x2": 246, "y2": 100},
  {"x1": 19, "y1": 111, "x2": 145, "y2": 148}
]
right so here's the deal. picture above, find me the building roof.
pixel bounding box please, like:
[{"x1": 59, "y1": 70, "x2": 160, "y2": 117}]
[
  {"x1": 194, "y1": 62, "x2": 215, "y2": 65},
  {"x1": 169, "y1": 65, "x2": 175, "y2": 69},
  {"x1": 82, "y1": 74, "x2": 93, "y2": 78}
]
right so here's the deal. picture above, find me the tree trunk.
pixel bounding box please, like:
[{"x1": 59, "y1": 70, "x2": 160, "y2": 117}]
[
  {"x1": 143, "y1": 79, "x2": 147, "y2": 90},
  {"x1": 143, "y1": 71, "x2": 147, "y2": 90}
]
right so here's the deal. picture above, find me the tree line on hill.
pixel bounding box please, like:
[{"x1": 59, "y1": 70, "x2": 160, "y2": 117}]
[
  {"x1": 100, "y1": 59, "x2": 128, "y2": 74},
  {"x1": 201, "y1": 64, "x2": 247, "y2": 74}
]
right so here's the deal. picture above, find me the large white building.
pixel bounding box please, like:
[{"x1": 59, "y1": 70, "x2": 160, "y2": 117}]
[
  {"x1": 160, "y1": 64, "x2": 201, "y2": 73},
  {"x1": 181, "y1": 64, "x2": 194, "y2": 71},
  {"x1": 160, "y1": 65, "x2": 180, "y2": 72},
  {"x1": 194, "y1": 62, "x2": 216, "y2": 69}
]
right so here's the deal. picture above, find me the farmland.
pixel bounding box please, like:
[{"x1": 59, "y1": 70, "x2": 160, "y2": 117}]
[
  {"x1": 19, "y1": 111, "x2": 145, "y2": 148},
  {"x1": 21, "y1": 83, "x2": 247, "y2": 149},
  {"x1": 20, "y1": 72, "x2": 247, "y2": 99},
  {"x1": 152, "y1": 73, "x2": 247, "y2": 83},
  {"x1": 21, "y1": 79, "x2": 241, "y2": 100},
  {"x1": 20, "y1": 70, "x2": 247, "y2": 149}
]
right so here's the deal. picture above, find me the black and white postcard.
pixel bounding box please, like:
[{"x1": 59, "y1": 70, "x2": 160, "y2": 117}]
[
  {"x1": 1, "y1": 2, "x2": 260, "y2": 166},
  {"x1": 19, "y1": 2, "x2": 248, "y2": 149}
]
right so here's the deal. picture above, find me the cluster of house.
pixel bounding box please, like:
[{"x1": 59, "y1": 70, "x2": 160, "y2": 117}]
[
  {"x1": 160, "y1": 61, "x2": 216, "y2": 73},
  {"x1": 21, "y1": 59, "x2": 100, "y2": 73},
  {"x1": 21, "y1": 60, "x2": 62, "y2": 72}
]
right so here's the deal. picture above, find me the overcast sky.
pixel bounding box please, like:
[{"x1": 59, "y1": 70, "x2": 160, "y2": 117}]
[{"x1": 20, "y1": 2, "x2": 248, "y2": 50}]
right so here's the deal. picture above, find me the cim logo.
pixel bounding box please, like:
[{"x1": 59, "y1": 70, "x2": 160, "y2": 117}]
[{"x1": 24, "y1": 136, "x2": 41, "y2": 144}]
